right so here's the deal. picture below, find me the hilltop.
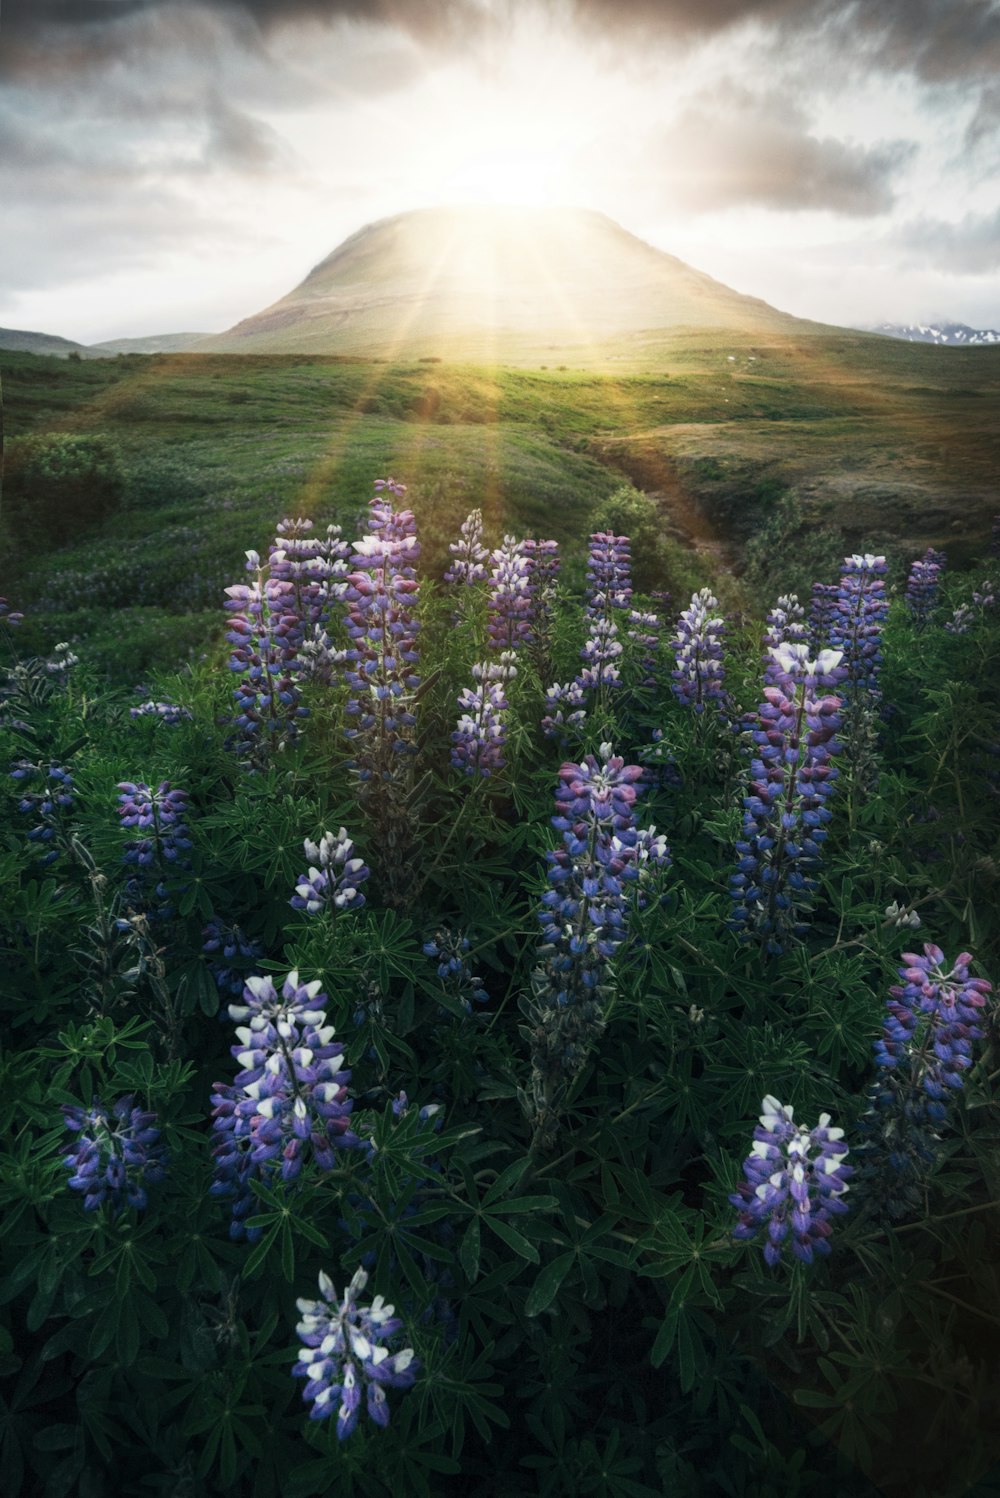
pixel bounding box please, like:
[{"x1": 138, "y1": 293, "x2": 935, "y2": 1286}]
[{"x1": 200, "y1": 205, "x2": 826, "y2": 363}]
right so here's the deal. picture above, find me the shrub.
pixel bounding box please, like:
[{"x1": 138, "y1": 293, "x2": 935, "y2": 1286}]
[{"x1": 3, "y1": 432, "x2": 126, "y2": 546}]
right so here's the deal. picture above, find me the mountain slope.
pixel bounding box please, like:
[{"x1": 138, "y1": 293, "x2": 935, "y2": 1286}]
[
  {"x1": 870, "y1": 321, "x2": 1000, "y2": 346},
  {"x1": 201, "y1": 206, "x2": 827, "y2": 363},
  {"x1": 0, "y1": 326, "x2": 94, "y2": 358}
]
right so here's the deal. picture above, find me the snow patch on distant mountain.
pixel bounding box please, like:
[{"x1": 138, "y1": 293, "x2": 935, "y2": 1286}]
[{"x1": 869, "y1": 321, "x2": 1000, "y2": 346}]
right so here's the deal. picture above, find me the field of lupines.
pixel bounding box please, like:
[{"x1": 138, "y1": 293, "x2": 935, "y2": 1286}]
[{"x1": 1, "y1": 483, "x2": 999, "y2": 1498}]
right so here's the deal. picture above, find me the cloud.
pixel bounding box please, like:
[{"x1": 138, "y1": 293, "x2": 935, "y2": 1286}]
[
  {"x1": 570, "y1": 0, "x2": 1000, "y2": 84},
  {"x1": 894, "y1": 209, "x2": 1000, "y2": 274},
  {"x1": 642, "y1": 90, "x2": 915, "y2": 217}
]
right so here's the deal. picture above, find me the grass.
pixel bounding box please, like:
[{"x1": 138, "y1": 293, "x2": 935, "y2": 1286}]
[{"x1": 2, "y1": 330, "x2": 997, "y2": 675}]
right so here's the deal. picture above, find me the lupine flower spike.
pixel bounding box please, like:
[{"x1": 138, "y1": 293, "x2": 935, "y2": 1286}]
[
  {"x1": 291, "y1": 829, "x2": 370, "y2": 915},
  {"x1": 452, "y1": 653, "x2": 517, "y2": 777},
  {"x1": 62, "y1": 1096, "x2": 167, "y2": 1214},
  {"x1": 292, "y1": 1268, "x2": 418, "y2": 1437},
  {"x1": 670, "y1": 588, "x2": 727, "y2": 716},
  {"x1": 730, "y1": 1096, "x2": 852, "y2": 1265}
]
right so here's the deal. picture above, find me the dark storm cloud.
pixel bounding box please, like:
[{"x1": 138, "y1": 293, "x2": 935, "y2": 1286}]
[
  {"x1": 0, "y1": 0, "x2": 491, "y2": 54},
  {"x1": 571, "y1": 0, "x2": 1000, "y2": 84},
  {"x1": 896, "y1": 209, "x2": 1000, "y2": 274},
  {"x1": 651, "y1": 91, "x2": 914, "y2": 217}
]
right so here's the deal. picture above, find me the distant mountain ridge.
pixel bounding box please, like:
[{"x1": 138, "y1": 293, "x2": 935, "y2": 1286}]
[{"x1": 869, "y1": 321, "x2": 1000, "y2": 346}]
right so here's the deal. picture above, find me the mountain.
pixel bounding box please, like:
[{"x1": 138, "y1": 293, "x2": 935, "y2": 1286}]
[
  {"x1": 869, "y1": 321, "x2": 1000, "y2": 346},
  {"x1": 0, "y1": 326, "x2": 95, "y2": 358},
  {"x1": 200, "y1": 205, "x2": 827, "y2": 362},
  {"x1": 89, "y1": 333, "x2": 211, "y2": 355}
]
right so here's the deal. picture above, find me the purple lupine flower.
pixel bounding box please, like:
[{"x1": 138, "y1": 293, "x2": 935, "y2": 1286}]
[
  {"x1": 904, "y1": 556, "x2": 941, "y2": 625},
  {"x1": 423, "y1": 928, "x2": 488, "y2": 1011},
  {"x1": 269, "y1": 516, "x2": 351, "y2": 681},
  {"x1": 945, "y1": 577, "x2": 997, "y2": 634},
  {"x1": 577, "y1": 533, "x2": 632, "y2": 696},
  {"x1": 292, "y1": 1268, "x2": 418, "y2": 1437},
  {"x1": 873, "y1": 945, "x2": 993, "y2": 1122},
  {"x1": 225, "y1": 549, "x2": 309, "y2": 768},
  {"x1": 763, "y1": 595, "x2": 808, "y2": 682},
  {"x1": 117, "y1": 780, "x2": 192, "y2": 917},
  {"x1": 0, "y1": 598, "x2": 24, "y2": 629},
  {"x1": 730, "y1": 1096, "x2": 852, "y2": 1266},
  {"x1": 730, "y1": 644, "x2": 845, "y2": 953},
  {"x1": 829, "y1": 554, "x2": 889, "y2": 694},
  {"x1": 62, "y1": 1096, "x2": 167, "y2": 1214},
  {"x1": 10, "y1": 760, "x2": 74, "y2": 865},
  {"x1": 444, "y1": 509, "x2": 489, "y2": 585},
  {"x1": 210, "y1": 971, "x2": 358, "y2": 1240},
  {"x1": 541, "y1": 679, "x2": 587, "y2": 745},
  {"x1": 486, "y1": 535, "x2": 534, "y2": 652},
  {"x1": 203, "y1": 919, "x2": 265, "y2": 1000},
  {"x1": 523, "y1": 538, "x2": 560, "y2": 677},
  {"x1": 130, "y1": 699, "x2": 193, "y2": 724},
  {"x1": 627, "y1": 606, "x2": 661, "y2": 688},
  {"x1": 342, "y1": 485, "x2": 421, "y2": 773},
  {"x1": 451, "y1": 652, "x2": 517, "y2": 778},
  {"x1": 808, "y1": 581, "x2": 840, "y2": 652},
  {"x1": 290, "y1": 829, "x2": 370, "y2": 915},
  {"x1": 670, "y1": 588, "x2": 727, "y2": 715},
  {"x1": 923, "y1": 546, "x2": 947, "y2": 573}
]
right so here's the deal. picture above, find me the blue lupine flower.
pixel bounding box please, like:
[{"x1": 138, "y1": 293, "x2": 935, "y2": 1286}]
[
  {"x1": 730, "y1": 644, "x2": 845, "y2": 953},
  {"x1": 808, "y1": 581, "x2": 840, "y2": 652},
  {"x1": 730, "y1": 1095, "x2": 852, "y2": 1266},
  {"x1": 577, "y1": 533, "x2": 632, "y2": 695},
  {"x1": 290, "y1": 828, "x2": 370, "y2": 915},
  {"x1": 670, "y1": 588, "x2": 727, "y2": 715},
  {"x1": 763, "y1": 594, "x2": 808, "y2": 682},
  {"x1": 117, "y1": 780, "x2": 192, "y2": 917},
  {"x1": 202, "y1": 919, "x2": 264, "y2": 999},
  {"x1": 829, "y1": 554, "x2": 889, "y2": 693},
  {"x1": 444, "y1": 509, "x2": 489, "y2": 585},
  {"x1": 224, "y1": 549, "x2": 309, "y2": 767},
  {"x1": 541, "y1": 678, "x2": 587, "y2": 745},
  {"x1": 0, "y1": 598, "x2": 24, "y2": 629},
  {"x1": 10, "y1": 760, "x2": 74, "y2": 865},
  {"x1": 269, "y1": 516, "x2": 351, "y2": 682},
  {"x1": 210, "y1": 971, "x2": 358, "y2": 1240},
  {"x1": 130, "y1": 699, "x2": 193, "y2": 724},
  {"x1": 486, "y1": 535, "x2": 534, "y2": 652},
  {"x1": 873, "y1": 944, "x2": 993, "y2": 1122},
  {"x1": 904, "y1": 554, "x2": 942, "y2": 626},
  {"x1": 451, "y1": 653, "x2": 517, "y2": 777},
  {"x1": 62, "y1": 1096, "x2": 167, "y2": 1214},
  {"x1": 423, "y1": 929, "x2": 488, "y2": 1010},
  {"x1": 292, "y1": 1268, "x2": 418, "y2": 1437}
]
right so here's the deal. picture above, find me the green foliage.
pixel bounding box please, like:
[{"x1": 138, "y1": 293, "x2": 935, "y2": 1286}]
[
  {"x1": 3, "y1": 433, "x2": 126, "y2": 547},
  {"x1": 0, "y1": 488, "x2": 998, "y2": 1497},
  {"x1": 743, "y1": 493, "x2": 846, "y2": 600}
]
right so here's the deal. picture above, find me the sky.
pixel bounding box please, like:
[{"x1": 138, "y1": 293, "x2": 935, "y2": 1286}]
[{"x1": 1, "y1": 0, "x2": 999, "y2": 344}]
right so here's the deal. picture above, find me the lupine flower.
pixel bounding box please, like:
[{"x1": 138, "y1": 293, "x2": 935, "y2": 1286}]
[
  {"x1": 763, "y1": 595, "x2": 808, "y2": 682},
  {"x1": 808, "y1": 581, "x2": 840, "y2": 652},
  {"x1": 486, "y1": 535, "x2": 534, "y2": 651},
  {"x1": 541, "y1": 679, "x2": 587, "y2": 745},
  {"x1": 524, "y1": 747, "x2": 669, "y2": 1146},
  {"x1": 269, "y1": 516, "x2": 351, "y2": 681},
  {"x1": 444, "y1": 509, "x2": 489, "y2": 584},
  {"x1": 203, "y1": 919, "x2": 265, "y2": 999},
  {"x1": 10, "y1": 760, "x2": 74, "y2": 865},
  {"x1": 670, "y1": 588, "x2": 727, "y2": 715},
  {"x1": 452, "y1": 653, "x2": 517, "y2": 777},
  {"x1": 44, "y1": 642, "x2": 80, "y2": 681},
  {"x1": 905, "y1": 556, "x2": 941, "y2": 625},
  {"x1": 945, "y1": 578, "x2": 997, "y2": 634},
  {"x1": 523, "y1": 538, "x2": 560, "y2": 678},
  {"x1": 225, "y1": 549, "x2": 308, "y2": 767},
  {"x1": 290, "y1": 829, "x2": 370, "y2": 915},
  {"x1": 829, "y1": 555, "x2": 889, "y2": 694},
  {"x1": 62, "y1": 1096, "x2": 167, "y2": 1214},
  {"x1": 577, "y1": 533, "x2": 632, "y2": 696},
  {"x1": 730, "y1": 1096, "x2": 852, "y2": 1266},
  {"x1": 872, "y1": 945, "x2": 993, "y2": 1122},
  {"x1": 884, "y1": 900, "x2": 921, "y2": 930},
  {"x1": 423, "y1": 929, "x2": 488, "y2": 1011},
  {"x1": 627, "y1": 606, "x2": 661, "y2": 687},
  {"x1": 730, "y1": 644, "x2": 844, "y2": 953},
  {"x1": 117, "y1": 780, "x2": 192, "y2": 917},
  {"x1": 130, "y1": 699, "x2": 193, "y2": 724},
  {"x1": 210, "y1": 971, "x2": 358, "y2": 1240},
  {"x1": 292, "y1": 1268, "x2": 418, "y2": 1437},
  {"x1": 0, "y1": 598, "x2": 24, "y2": 629}
]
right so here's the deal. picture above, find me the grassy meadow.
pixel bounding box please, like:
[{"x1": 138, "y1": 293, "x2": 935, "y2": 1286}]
[{"x1": 3, "y1": 330, "x2": 998, "y2": 677}]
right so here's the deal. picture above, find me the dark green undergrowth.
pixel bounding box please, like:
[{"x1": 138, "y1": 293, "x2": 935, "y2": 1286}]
[{"x1": 1, "y1": 491, "x2": 999, "y2": 1497}]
